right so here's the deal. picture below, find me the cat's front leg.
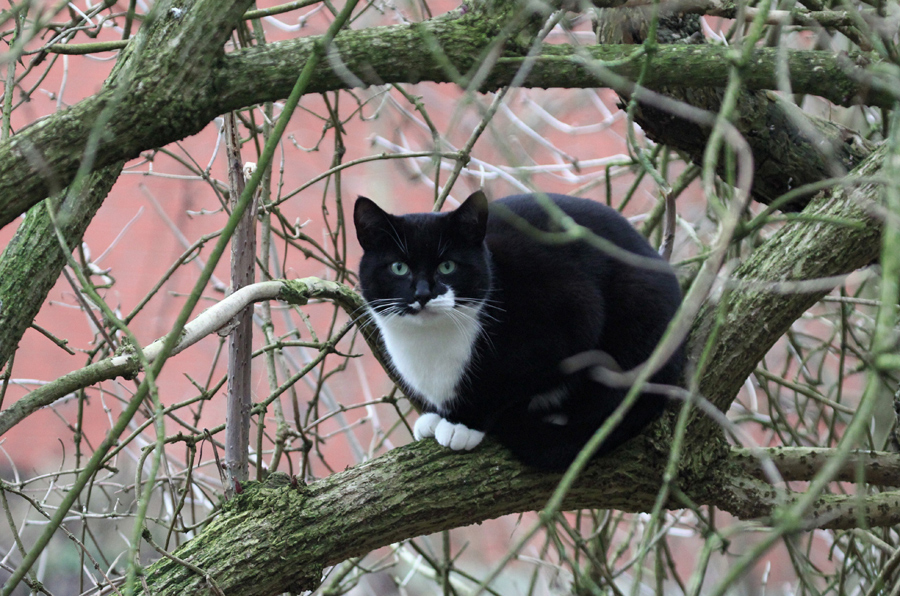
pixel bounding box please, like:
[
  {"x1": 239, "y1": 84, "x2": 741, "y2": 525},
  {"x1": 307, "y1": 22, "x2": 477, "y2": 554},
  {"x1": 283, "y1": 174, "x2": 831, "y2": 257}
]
[{"x1": 413, "y1": 413, "x2": 484, "y2": 451}]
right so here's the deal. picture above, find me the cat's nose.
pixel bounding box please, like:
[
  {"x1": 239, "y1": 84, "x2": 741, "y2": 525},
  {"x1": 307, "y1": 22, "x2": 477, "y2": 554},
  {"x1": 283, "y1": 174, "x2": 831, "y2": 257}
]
[{"x1": 414, "y1": 280, "x2": 432, "y2": 306}]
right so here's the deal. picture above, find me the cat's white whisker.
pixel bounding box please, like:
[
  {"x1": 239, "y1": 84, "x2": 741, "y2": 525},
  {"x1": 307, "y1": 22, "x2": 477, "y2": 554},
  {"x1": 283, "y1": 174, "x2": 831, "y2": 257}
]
[
  {"x1": 444, "y1": 309, "x2": 472, "y2": 337},
  {"x1": 370, "y1": 287, "x2": 484, "y2": 409}
]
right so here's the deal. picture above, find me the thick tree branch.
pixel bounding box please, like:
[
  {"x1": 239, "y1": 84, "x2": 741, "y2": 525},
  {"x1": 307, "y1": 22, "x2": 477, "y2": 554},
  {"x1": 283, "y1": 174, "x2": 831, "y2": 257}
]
[
  {"x1": 0, "y1": 0, "x2": 256, "y2": 229},
  {"x1": 139, "y1": 439, "x2": 669, "y2": 595},
  {"x1": 0, "y1": 162, "x2": 123, "y2": 366},
  {"x1": 136, "y1": 435, "x2": 900, "y2": 594},
  {"x1": 0, "y1": 0, "x2": 261, "y2": 405},
  {"x1": 629, "y1": 85, "x2": 877, "y2": 208},
  {"x1": 691, "y1": 144, "x2": 885, "y2": 424},
  {"x1": 219, "y1": 42, "x2": 889, "y2": 112},
  {"x1": 593, "y1": 5, "x2": 879, "y2": 209},
  {"x1": 0, "y1": 12, "x2": 891, "y2": 230}
]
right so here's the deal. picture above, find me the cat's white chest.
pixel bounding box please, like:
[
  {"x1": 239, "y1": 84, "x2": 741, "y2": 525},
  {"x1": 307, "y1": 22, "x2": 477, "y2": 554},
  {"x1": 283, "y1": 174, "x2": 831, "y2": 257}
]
[{"x1": 371, "y1": 291, "x2": 482, "y2": 410}]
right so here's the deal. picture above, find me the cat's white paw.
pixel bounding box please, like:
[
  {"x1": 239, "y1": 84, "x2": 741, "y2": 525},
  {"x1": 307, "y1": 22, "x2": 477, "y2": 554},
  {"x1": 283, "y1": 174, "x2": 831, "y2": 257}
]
[
  {"x1": 413, "y1": 412, "x2": 442, "y2": 440},
  {"x1": 434, "y1": 419, "x2": 484, "y2": 451}
]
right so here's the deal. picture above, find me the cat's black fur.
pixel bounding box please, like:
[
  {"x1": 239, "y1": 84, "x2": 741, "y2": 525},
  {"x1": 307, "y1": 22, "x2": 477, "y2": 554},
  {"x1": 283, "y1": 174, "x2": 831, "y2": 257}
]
[{"x1": 354, "y1": 191, "x2": 684, "y2": 470}]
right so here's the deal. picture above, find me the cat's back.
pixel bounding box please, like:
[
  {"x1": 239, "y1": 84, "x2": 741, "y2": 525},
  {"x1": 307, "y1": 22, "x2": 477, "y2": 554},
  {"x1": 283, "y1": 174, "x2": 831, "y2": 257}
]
[
  {"x1": 486, "y1": 193, "x2": 659, "y2": 259},
  {"x1": 481, "y1": 193, "x2": 681, "y2": 375}
]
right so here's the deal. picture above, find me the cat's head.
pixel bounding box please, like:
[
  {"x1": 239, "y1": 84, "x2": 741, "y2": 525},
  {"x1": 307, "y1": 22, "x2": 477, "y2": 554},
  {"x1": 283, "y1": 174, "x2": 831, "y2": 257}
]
[{"x1": 354, "y1": 191, "x2": 491, "y2": 319}]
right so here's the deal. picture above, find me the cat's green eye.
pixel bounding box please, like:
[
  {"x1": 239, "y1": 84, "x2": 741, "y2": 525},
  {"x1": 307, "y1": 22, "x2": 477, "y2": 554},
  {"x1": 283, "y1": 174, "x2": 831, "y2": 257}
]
[
  {"x1": 390, "y1": 262, "x2": 410, "y2": 276},
  {"x1": 438, "y1": 260, "x2": 457, "y2": 275}
]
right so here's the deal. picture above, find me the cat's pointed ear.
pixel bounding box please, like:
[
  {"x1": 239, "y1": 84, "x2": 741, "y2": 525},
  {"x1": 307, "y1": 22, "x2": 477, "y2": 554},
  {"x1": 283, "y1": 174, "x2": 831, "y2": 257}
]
[
  {"x1": 452, "y1": 191, "x2": 489, "y2": 245},
  {"x1": 354, "y1": 196, "x2": 391, "y2": 251}
]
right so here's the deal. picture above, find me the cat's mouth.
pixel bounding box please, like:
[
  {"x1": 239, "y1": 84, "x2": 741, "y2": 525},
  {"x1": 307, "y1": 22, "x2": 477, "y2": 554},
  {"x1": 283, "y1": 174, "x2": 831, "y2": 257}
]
[
  {"x1": 405, "y1": 304, "x2": 433, "y2": 316},
  {"x1": 402, "y1": 302, "x2": 450, "y2": 318}
]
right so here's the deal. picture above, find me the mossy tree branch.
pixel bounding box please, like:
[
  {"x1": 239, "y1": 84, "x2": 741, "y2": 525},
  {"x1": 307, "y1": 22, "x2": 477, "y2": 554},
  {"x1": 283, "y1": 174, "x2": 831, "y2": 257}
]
[
  {"x1": 136, "y1": 437, "x2": 900, "y2": 595},
  {"x1": 0, "y1": 8, "x2": 892, "y2": 229},
  {"x1": 0, "y1": 0, "x2": 261, "y2": 228},
  {"x1": 0, "y1": 0, "x2": 258, "y2": 367},
  {"x1": 219, "y1": 42, "x2": 891, "y2": 111},
  {"x1": 690, "y1": 145, "x2": 885, "y2": 427},
  {"x1": 0, "y1": 163, "x2": 123, "y2": 366},
  {"x1": 594, "y1": 5, "x2": 879, "y2": 208}
]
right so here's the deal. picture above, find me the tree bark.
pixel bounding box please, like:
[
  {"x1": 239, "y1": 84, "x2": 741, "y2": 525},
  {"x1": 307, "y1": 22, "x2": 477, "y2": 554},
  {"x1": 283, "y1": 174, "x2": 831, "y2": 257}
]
[
  {"x1": 690, "y1": 144, "x2": 885, "y2": 435},
  {"x1": 138, "y1": 438, "x2": 900, "y2": 595},
  {"x1": 0, "y1": 163, "x2": 123, "y2": 366},
  {"x1": 594, "y1": 5, "x2": 878, "y2": 209}
]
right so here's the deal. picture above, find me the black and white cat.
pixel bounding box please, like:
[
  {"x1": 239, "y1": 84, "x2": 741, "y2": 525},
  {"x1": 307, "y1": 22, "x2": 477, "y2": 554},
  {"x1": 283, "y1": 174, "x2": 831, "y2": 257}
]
[{"x1": 354, "y1": 191, "x2": 684, "y2": 470}]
